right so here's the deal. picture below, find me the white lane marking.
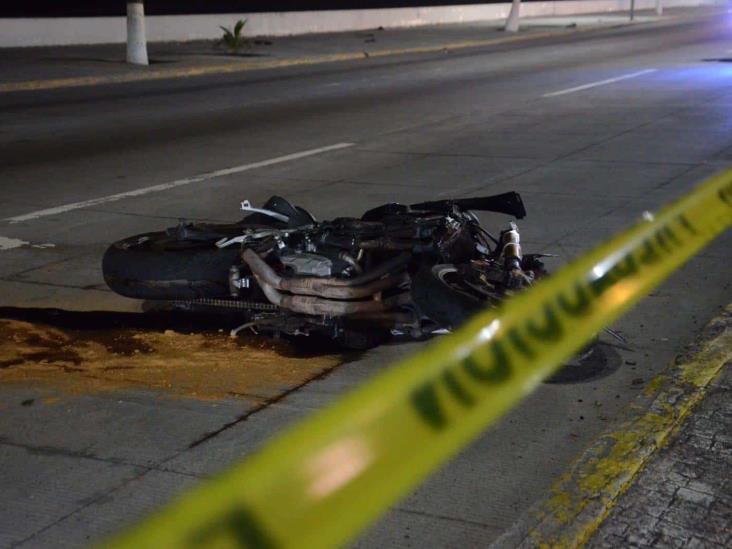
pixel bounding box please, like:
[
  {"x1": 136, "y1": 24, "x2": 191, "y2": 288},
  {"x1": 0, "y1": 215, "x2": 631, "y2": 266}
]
[
  {"x1": 0, "y1": 236, "x2": 30, "y2": 250},
  {"x1": 4, "y1": 143, "x2": 355, "y2": 224},
  {"x1": 542, "y1": 69, "x2": 657, "y2": 98},
  {"x1": 0, "y1": 236, "x2": 56, "y2": 251}
]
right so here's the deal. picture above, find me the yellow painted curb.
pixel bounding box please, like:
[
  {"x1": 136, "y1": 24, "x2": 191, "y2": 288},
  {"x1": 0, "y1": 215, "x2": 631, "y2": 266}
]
[
  {"x1": 0, "y1": 20, "x2": 655, "y2": 94},
  {"x1": 493, "y1": 303, "x2": 732, "y2": 549}
]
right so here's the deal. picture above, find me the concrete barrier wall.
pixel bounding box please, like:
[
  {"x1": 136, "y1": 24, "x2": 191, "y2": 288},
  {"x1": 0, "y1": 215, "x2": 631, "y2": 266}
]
[{"x1": 0, "y1": 0, "x2": 718, "y2": 47}]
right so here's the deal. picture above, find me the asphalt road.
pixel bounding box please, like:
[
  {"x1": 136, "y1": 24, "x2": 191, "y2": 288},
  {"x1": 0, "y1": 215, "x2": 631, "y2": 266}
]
[{"x1": 1, "y1": 15, "x2": 731, "y2": 548}]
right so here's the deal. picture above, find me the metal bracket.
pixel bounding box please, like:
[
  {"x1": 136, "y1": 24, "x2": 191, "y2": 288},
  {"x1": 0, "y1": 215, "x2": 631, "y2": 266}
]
[{"x1": 241, "y1": 200, "x2": 290, "y2": 223}]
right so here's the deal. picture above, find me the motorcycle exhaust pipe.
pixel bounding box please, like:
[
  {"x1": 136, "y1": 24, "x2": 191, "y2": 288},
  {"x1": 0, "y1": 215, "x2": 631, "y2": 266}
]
[
  {"x1": 258, "y1": 281, "x2": 410, "y2": 316},
  {"x1": 242, "y1": 249, "x2": 407, "y2": 300}
]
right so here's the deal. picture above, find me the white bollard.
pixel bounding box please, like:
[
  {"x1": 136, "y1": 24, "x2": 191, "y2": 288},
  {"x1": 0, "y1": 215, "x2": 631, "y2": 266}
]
[
  {"x1": 126, "y1": 1, "x2": 149, "y2": 66},
  {"x1": 504, "y1": 0, "x2": 522, "y2": 33},
  {"x1": 655, "y1": 0, "x2": 663, "y2": 16}
]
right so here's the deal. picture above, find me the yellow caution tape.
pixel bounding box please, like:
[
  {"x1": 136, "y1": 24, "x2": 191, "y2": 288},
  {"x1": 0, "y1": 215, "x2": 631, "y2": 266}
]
[{"x1": 106, "y1": 170, "x2": 732, "y2": 549}]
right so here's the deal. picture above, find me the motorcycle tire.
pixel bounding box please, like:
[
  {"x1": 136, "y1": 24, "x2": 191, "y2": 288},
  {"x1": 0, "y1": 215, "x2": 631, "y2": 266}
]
[
  {"x1": 410, "y1": 264, "x2": 483, "y2": 329},
  {"x1": 102, "y1": 232, "x2": 240, "y2": 300}
]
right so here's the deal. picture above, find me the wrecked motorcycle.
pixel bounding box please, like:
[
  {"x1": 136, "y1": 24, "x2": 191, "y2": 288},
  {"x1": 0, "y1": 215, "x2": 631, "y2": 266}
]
[{"x1": 103, "y1": 192, "x2": 548, "y2": 348}]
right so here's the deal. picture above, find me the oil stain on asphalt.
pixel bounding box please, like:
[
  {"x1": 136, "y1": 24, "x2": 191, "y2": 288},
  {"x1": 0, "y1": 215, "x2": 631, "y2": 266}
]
[{"x1": 0, "y1": 307, "x2": 347, "y2": 400}]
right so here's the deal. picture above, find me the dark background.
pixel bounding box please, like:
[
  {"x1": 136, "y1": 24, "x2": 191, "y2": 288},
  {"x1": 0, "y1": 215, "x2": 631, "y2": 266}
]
[{"x1": 3, "y1": 1, "x2": 547, "y2": 18}]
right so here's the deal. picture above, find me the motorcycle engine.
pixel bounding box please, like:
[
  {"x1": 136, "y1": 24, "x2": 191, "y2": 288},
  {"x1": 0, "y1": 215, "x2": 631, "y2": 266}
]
[{"x1": 280, "y1": 252, "x2": 333, "y2": 277}]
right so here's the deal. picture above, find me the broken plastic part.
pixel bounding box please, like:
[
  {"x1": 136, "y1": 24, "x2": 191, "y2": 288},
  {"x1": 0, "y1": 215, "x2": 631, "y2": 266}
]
[
  {"x1": 410, "y1": 191, "x2": 527, "y2": 219},
  {"x1": 240, "y1": 200, "x2": 290, "y2": 223}
]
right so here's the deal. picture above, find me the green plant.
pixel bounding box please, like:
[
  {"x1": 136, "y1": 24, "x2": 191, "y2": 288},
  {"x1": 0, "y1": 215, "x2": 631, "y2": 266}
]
[{"x1": 219, "y1": 19, "x2": 248, "y2": 53}]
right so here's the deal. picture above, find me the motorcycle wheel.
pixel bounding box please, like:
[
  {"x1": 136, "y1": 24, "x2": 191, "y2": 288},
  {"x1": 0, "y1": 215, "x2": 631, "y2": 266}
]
[
  {"x1": 102, "y1": 232, "x2": 240, "y2": 300},
  {"x1": 410, "y1": 264, "x2": 483, "y2": 329}
]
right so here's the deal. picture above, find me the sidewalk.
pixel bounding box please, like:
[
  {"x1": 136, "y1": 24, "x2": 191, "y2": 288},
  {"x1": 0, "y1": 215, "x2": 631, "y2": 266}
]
[
  {"x1": 0, "y1": 9, "x2": 701, "y2": 93},
  {"x1": 589, "y1": 364, "x2": 732, "y2": 548},
  {"x1": 492, "y1": 304, "x2": 732, "y2": 549}
]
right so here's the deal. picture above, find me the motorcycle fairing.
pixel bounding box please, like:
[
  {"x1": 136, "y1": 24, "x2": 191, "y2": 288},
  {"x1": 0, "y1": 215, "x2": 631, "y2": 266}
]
[{"x1": 410, "y1": 191, "x2": 526, "y2": 220}]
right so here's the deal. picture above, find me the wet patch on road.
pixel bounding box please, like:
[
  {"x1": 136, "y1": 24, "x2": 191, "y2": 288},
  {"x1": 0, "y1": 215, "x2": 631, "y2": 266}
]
[
  {"x1": 0, "y1": 307, "x2": 347, "y2": 400},
  {"x1": 546, "y1": 342, "x2": 622, "y2": 384}
]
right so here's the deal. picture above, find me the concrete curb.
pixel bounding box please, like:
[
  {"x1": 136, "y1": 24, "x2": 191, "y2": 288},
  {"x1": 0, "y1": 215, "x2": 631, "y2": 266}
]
[
  {"x1": 491, "y1": 303, "x2": 732, "y2": 549},
  {"x1": 0, "y1": 16, "x2": 681, "y2": 94}
]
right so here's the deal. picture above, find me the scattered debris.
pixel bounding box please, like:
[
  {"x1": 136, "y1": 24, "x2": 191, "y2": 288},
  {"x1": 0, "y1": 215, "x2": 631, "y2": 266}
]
[{"x1": 604, "y1": 328, "x2": 627, "y2": 344}]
